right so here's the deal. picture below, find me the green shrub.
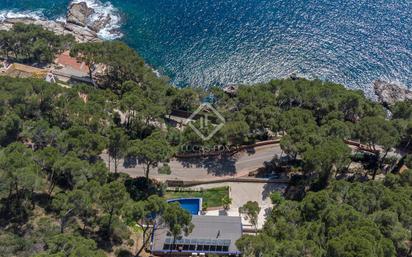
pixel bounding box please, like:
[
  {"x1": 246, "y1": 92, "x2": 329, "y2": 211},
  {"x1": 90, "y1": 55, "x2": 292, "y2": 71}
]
[{"x1": 158, "y1": 164, "x2": 172, "y2": 175}]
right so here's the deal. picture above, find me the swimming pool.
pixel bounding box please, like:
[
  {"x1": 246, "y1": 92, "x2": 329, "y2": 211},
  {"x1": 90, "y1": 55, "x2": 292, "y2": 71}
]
[{"x1": 167, "y1": 198, "x2": 202, "y2": 215}]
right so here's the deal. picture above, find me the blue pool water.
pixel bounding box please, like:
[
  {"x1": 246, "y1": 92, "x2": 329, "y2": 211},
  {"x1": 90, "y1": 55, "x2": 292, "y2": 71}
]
[
  {"x1": 1, "y1": 0, "x2": 412, "y2": 94},
  {"x1": 167, "y1": 198, "x2": 202, "y2": 215}
]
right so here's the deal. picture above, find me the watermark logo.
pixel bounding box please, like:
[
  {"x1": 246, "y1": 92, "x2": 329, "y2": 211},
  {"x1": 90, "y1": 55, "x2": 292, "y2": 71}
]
[{"x1": 185, "y1": 103, "x2": 225, "y2": 141}]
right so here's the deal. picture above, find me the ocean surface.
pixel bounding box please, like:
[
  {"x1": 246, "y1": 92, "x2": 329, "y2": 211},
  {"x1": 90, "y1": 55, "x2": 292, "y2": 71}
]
[{"x1": 1, "y1": 0, "x2": 412, "y2": 95}]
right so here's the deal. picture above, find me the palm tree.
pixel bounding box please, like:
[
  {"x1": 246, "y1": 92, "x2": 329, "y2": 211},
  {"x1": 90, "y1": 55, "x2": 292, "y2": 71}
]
[{"x1": 221, "y1": 196, "x2": 232, "y2": 215}]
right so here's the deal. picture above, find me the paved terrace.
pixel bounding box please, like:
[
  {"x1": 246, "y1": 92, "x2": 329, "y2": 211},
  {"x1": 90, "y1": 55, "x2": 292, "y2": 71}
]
[{"x1": 192, "y1": 182, "x2": 287, "y2": 229}]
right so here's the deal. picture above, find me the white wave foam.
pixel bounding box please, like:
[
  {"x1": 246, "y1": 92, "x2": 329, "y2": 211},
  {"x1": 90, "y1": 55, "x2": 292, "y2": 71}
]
[
  {"x1": 0, "y1": 9, "x2": 45, "y2": 22},
  {"x1": 152, "y1": 68, "x2": 162, "y2": 78},
  {"x1": 70, "y1": 0, "x2": 123, "y2": 40},
  {"x1": 55, "y1": 16, "x2": 66, "y2": 23}
]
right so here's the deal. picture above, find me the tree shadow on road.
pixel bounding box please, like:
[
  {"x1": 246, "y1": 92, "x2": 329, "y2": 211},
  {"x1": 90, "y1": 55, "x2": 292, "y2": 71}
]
[
  {"x1": 123, "y1": 156, "x2": 137, "y2": 168},
  {"x1": 177, "y1": 154, "x2": 239, "y2": 177},
  {"x1": 244, "y1": 147, "x2": 256, "y2": 156}
]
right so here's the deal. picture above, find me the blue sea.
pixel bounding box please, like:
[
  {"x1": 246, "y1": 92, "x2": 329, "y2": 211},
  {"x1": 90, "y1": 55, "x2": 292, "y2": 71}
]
[{"x1": 1, "y1": 0, "x2": 412, "y2": 95}]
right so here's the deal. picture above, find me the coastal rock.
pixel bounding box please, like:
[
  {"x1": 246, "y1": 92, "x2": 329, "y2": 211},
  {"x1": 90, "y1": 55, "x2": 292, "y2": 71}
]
[
  {"x1": 67, "y1": 2, "x2": 94, "y2": 27},
  {"x1": 0, "y1": 0, "x2": 123, "y2": 42},
  {"x1": 289, "y1": 72, "x2": 299, "y2": 80},
  {"x1": 64, "y1": 22, "x2": 98, "y2": 39},
  {"x1": 0, "y1": 17, "x2": 101, "y2": 43},
  {"x1": 223, "y1": 84, "x2": 238, "y2": 96},
  {"x1": 88, "y1": 14, "x2": 111, "y2": 33},
  {"x1": 0, "y1": 1, "x2": 106, "y2": 43},
  {"x1": 374, "y1": 80, "x2": 412, "y2": 106}
]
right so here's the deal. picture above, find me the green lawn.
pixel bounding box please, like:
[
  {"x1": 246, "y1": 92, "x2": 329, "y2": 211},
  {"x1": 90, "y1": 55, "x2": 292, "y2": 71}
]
[{"x1": 165, "y1": 186, "x2": 229, "y2": 208}]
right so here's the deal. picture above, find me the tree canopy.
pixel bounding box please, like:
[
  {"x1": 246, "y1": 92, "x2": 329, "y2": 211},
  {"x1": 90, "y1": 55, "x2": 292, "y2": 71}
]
[
  {"x1": 237, "y1": 175, "x2": 412, "y2": 257},
  {"x1": 0, "y1": 23, "x2": 74, "y2": 63}
]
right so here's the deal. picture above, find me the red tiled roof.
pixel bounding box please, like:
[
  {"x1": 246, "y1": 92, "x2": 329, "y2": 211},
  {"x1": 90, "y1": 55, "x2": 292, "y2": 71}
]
[{"x1": 55, "y1": 51, "x2": 89, "y2": 73}]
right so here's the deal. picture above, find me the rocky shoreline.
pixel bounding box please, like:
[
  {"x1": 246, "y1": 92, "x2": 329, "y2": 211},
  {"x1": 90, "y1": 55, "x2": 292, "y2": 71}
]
[
  {"x1": 0, "y1": 1, "x2": 117, "y2": 43},
  {"x1": 374, "y1": 80, "x2": 412, "y2": 107}
]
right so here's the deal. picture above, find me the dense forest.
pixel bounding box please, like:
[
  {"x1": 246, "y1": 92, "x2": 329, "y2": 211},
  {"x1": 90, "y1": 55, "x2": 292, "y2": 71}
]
[
  {"x1": 0, "y1": 77, "x2": 195, "y2": 256},
  {"x1": 237, "y1": 176, "x2": 412, "y2": 257},
  {"x1": 0, "y1": 24, "x2": 411, "y2": 256},
  {"x1": 0, "y1": 24, "x2": 193, "y2": 257}
]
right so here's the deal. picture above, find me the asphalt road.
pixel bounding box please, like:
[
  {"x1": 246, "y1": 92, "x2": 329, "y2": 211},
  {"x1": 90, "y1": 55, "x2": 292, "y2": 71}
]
[
  {"x1": 102, "y1": 141, "x2": 402, "y2": 182},
  {"x1": 102, "y1": 145, "x2": 284, "y2": 182}
]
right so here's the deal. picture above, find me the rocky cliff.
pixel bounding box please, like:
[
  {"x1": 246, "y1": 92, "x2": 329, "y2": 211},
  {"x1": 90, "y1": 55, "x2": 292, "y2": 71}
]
[{"x1": 374, "y1": 80, "x2": 412, "y2": 106}]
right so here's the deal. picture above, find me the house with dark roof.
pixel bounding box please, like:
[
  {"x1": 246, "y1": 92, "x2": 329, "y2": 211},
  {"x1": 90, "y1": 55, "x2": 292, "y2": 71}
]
[{"x1": 151, "y1": 215, "x2": 242, "y2": 256}]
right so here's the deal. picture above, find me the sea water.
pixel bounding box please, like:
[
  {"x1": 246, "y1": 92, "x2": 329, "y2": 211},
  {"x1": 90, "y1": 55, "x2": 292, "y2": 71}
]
[{"x1": 1, "y1": 0, "x2": 411, "y2": 95}]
